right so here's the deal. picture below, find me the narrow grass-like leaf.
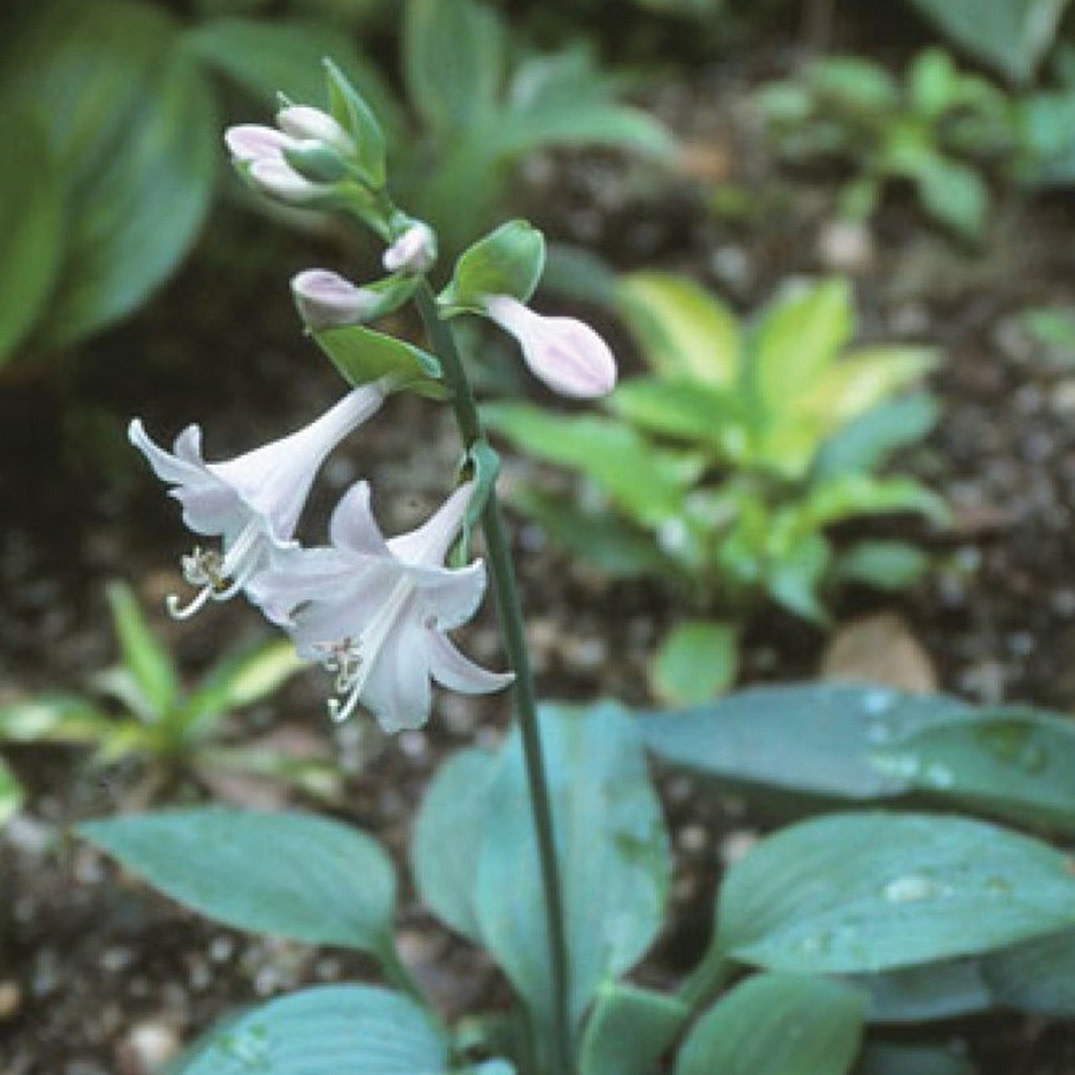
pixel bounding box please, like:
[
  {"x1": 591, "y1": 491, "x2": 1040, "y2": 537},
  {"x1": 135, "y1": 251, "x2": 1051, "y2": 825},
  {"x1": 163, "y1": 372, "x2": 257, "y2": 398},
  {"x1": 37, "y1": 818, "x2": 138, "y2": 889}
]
[{"x1": 106, "y1": 582, "x2": 178, "y2": 717}]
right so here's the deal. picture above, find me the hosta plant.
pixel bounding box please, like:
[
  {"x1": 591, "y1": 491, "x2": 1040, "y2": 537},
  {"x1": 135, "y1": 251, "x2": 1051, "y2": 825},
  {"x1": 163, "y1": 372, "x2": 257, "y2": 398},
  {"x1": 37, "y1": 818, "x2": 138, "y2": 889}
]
[
  {"x1": 0, "y1": 582, "x2": 321, "y2": 802},
  {"x1": 65, "y1": 60, "x2": 1075, "y2": 1075},
  {"x1": 485, "y1": 271, "x2": 946, "y2": 702}
]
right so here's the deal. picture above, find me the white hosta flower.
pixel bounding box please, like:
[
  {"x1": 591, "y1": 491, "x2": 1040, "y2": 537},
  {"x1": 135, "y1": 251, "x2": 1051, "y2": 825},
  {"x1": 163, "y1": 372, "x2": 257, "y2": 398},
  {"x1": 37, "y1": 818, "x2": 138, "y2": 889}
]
[
  {"x1": 383, "y1": 222, "x2": 437, "y2": 275},
  {"x1": 482, "y1": 294, "x2": 617, "y2": 398},
  {"x1": 224, "y1": 124, "x2": 330, "y2": 204},
  {"x1": 291, "y1": 269, "x2": 380, "y2": 330},
  {"x1": 256, "y1": 481, "x2": 513, "y2": 731},
  {"x1": 129, "y1": 385, "x2": 386, "y2": 620}
]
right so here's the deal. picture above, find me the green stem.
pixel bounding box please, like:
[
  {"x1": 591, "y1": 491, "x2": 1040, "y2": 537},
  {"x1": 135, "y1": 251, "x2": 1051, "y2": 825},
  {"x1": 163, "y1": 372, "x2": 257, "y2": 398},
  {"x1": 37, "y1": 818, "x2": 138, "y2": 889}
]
[{"x1": 415, "y1": 282, "x2": 573, "y2": 1075}]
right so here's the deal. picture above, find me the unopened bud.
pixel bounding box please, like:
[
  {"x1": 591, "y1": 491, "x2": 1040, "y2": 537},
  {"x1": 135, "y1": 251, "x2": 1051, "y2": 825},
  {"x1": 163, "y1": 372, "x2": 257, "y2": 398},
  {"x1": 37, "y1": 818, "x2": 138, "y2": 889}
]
[
  {"x1": 276, "y1": 105, "x2": 356, "y2": 157},
  {"x1": 384, "y1": 222, "x2": 437, "y2": 276},
  {"x1": 283, "y1": 140, "x2": 349, "y2": 183},
  {"x1": 291, "y1": 269, "x2": 380, "y2": 330}
]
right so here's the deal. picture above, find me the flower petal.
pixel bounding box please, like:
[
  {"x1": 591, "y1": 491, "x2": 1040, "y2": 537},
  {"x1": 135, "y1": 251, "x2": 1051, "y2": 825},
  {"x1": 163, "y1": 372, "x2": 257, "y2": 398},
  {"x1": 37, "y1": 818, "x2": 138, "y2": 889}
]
[
  {"x1": 387, "y1": 482, "x2": 473, "y2": 566},
  {"x1": 275, "y1": 106, "x2": 355, "y2": 156},
  {"x1": 224, "y1": 124, "x2": 291, "y2": 163},
  {"x1": 362, "y1": 622, "x2": 433, "y2": 732},
  {"x1": 425, "y1": 627, "x2": 514, "y2": 695},
  {"x1": 328, "y1": 481, "x2": 393, "y2": 558},
  {"x1": 291, "y1": 269, "x2": 378, "y2": 330}
]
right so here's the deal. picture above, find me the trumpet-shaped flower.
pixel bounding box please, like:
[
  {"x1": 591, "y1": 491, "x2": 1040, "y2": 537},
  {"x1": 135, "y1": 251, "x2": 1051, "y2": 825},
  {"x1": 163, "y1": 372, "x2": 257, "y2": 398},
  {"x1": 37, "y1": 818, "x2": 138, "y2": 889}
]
[
  {"x1": 129, "y1": 385, "x2": 386, "y2": 620},
  {"x1": 255, "y1": 481, "x2": 513, "y2": 731},
  {"x1": 291, "y1": 269, "x2": 379, "y2": 329},
  {"x1": 483, "y1": 294, "x2": 617, "y2": 398}
]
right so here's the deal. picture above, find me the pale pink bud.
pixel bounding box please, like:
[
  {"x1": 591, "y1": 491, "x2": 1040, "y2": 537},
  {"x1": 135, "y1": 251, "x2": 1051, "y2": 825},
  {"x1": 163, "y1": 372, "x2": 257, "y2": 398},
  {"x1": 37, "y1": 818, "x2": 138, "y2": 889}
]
[
  {"x1": 224, "y1": 124, "x2": 293, "y2": 164},
  {"x1": 483, "y1": 295, "x2": 617, "y2": 398},
  {"x1": 383, "y1": 222, "x2": 437, "y2": 275},
  {"x1": 291, "y1": 269, "x2": 379, "y2": 330},
  {"x1": 276, "y1": 105, "x2": 356, "y2": 157},
  {"x1": 248, "y1": 158, "x2": 325, "y2": 204}
]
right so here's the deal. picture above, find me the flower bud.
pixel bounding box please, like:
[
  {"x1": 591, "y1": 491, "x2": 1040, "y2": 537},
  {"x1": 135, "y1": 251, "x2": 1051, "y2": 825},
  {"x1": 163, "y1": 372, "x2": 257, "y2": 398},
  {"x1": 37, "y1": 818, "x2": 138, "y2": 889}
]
[
  {"x1": 283, "y1": 140, "x2": 349, "y2": 184},
  {"x1": 248, "y1": 158, "x2": 327, "y2": 204},
  {"x1": 384, "y1": 222, "x2": 437, "y2": 275},
  {"x1": 291, "y1": 269, "x2": 380, "y2": 330},
  {"x1": 224, "y1": 124, "x2": 291, "y2": 164},
  {"x1": 276, "y1": 105, "x2": 356, "y2": 157},
  {"x1": 483, "y1": 295, "x2": 617, "y2": 398}
]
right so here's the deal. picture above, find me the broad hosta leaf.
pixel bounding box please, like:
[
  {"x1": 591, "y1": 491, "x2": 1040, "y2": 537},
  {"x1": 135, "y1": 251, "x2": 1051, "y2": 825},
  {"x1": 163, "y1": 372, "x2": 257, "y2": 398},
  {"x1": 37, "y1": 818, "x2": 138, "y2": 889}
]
[
  {"x1": 0, "y1": 108, "x2": 64, "y2": 362},
  {"x1": 79, "y1": 809, "x2": 396, "y2": 954},
  {"x1": 475, "y1": 703, "x2": 671, "y2": 1044},
  {"x1": 183, "y1": 17, "x2": 402, "y2": 139},
  {"x1": 403, "y1": 0, "x2": 504, "y2": 139},
  {"x1": 580, "y1": 983, "x2": 687, "y2": 1075},
  {"x1": 856, "y1": 1042, "x2": 974, "y2": 1075},
  {"x1": 650, "y1": 620, "x2": 739, "y2": 705},
  {"x1": 676, "y1": 973, "x2": 866, "y2": 1075},
  {"x1": 851, "y1": 958, "x2": 992, "y2": 1024},
  {"x1": 617, "y1": 272, "x2": 740, "y2": 387},
  {"x1": 982, "y1": 926, "x2": 1075, "y2": 1015},
  {"x1": 714, "y1": 812, "x2": 1075, "y2": 975},
  {"x1": 0, "y1": 757, "x2": 24, "y2": 827},
  {"x1": 313, "y1": 323, "x2": 440, "y2": 388},
  {"x1": 412, "y1": 747, "x2": 497, "y2": 943},
  {"x1": 870, "y1": 708, "x2": 1075, "y2": 834},
  {"x1": 902, "y1": 0, "x2": 1070, "y2": 83},
  {"x1": 814, "y1": 393, "x2": 941, "y2": 479},
  {"x1": 753, "y1": 279, "x2": 853, "y2": 413},
  {"x1": 638, "y1": 684, "x2": 970, "y2": 801},
  {"x1": 0, "y1": 0, "x2": 217, "y2": 346},
  {"x1": 609, "y1": 377, "x2": 746, "y2": 457},
  {"x1": 106, "y1": 582, "x2": 178, "y2": 717},
  {"x1": 170, "y1": 984, "x2": 448, "y2": 1075},
  {"x1": 483, "y1": 403, "x2": 704, "y2": 526}
]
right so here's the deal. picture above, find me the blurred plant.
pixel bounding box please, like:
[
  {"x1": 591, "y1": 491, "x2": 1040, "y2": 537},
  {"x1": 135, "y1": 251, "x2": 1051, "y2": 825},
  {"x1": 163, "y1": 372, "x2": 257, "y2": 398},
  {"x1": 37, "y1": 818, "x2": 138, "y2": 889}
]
[
  {"x1": 485, "y1": 274, "x2": 946, "y2": 703},
  {"x1": 0, "y1": 0, "x2": 669, "y2": 368},
  {"x1": 757, "y1": 48, "x2": 1015, "y2": 239},
  {"x1": 0, "y1": 582, "x2": 332, "y2": 802},
  {"x1": 901, "y1": 0, "x2": 1072, "y2": 85}
]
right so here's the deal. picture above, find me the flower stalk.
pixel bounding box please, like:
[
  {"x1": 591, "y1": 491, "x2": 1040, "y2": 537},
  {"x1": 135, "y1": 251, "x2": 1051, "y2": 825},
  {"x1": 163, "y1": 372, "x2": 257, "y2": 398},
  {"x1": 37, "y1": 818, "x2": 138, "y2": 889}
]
[{"x1": 414, "y1": 282, "x2": 572, "y2": 1075}]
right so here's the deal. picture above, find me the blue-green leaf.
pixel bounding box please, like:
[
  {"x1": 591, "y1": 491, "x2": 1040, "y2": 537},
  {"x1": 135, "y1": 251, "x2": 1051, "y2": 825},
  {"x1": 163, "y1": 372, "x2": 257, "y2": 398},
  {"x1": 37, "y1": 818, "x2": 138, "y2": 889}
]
[
  {"x1": 580, "y1": 983, "x2": 687, "y2": 1075},
  {"x1": 79, "y1": 809, "x2": 396, "y2": 954},
  {"x1": 475, "y1": 703, "x2": 671, "y2": 1046},
  {"x1": 677, "y1": 973, "x2": 865, "y2": 1075},
  {"x1": 650, "y1": 620, "x2": 739, "y2": 705},
  {"x1": 170, "y1": 984, "x2": 447, "y2": 1075}
]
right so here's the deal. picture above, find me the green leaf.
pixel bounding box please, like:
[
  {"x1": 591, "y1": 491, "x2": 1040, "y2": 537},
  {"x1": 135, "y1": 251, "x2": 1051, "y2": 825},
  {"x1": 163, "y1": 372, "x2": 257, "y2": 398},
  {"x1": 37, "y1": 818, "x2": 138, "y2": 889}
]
[
  {"x1": 856, "y1": 1042, "x2": 975, "y2": 1075},
  {"x1": 814, "y1": 393, "x2": 941, "y2": 478},
  {"x1": 106, "y1": 582, "x2": 178, "y2": 718},
  {"x1": 714, "y1": 812, "x2": 1075, "y2": 975},
  {"x1": 0, "y1": 0, "x2": 217, "y2": 347},
  {"x1": 313, "y1": 323, "x2": 440, "y2": 388},
  {"x1": 676, "y1": 973, "x2": 866, "y2": 1075},
  {"x1": 869, "y1": 708, "x2": 1075, "y2": 834},
  {"x1": 501, "y1": 47, "x2": 673, "y2": 160},
  {"x1": 403, "y1": 0, "x2": 504, "y2": 139},
  {"x1": 323, "y1": 57, "x2": 387, "y2": 188},
  {"x1": 609, "y1": 377, "x2": 747, "y2": 458},
  {"x1": 651, "y1": 620, "x2": 739, "y2": 705},
  {"x1": 0, "y1": 108, "x2": 64, "y2": 362},
  {"x1": 446, "y1": 220, "x2": 546, "y2": 310},
  {"x1": 507, "y1": 486, "x2": 680, "y2": 582},
  {"x1": 411, "y1": 747, "x2": 496, "y2": 943},
  {"x1": 834, "y1": 540, "x2": 930, "y2": 591},
  {"x1": 180, "y1": 638, "x2": 304, "y2": 739},
  {"x1": 638, "y1": 684, "x2": 971, "y2": 801},
  {"x1": 0, "y1": 757, "x2": 24, "y2": 827},
  {"x1": 802, "y1": 474, "x2": 949, "y2": 528},
  {"x1": 170, "y1": 984, "x2": 448, "y2": 1075},
  {"x1": 0, "y1": 694, "x2": 112, "y2": 744},
  {"x1": 184, "y1": 16, "x2": 401, "y2": 140},
  {"x1": 910, "y1": 156, "x2": 988, "y2": 239},
  {"x1": 475, "y1": 703, "x2": 671, "y2": 1044},
  {"x1": 982, "y1": 925, "x2": 1075, "y2": 1015},
  {"x1": 753, "y1": 278, "x2": 853, "y2": 413},
  {"x1": 852, "y1": 959, "x2": 992, "y2": 1024},
  {"x1": 79, "y1": 809, "x2": 396, "y2": 954},
  {"x1": 580, "y1": 983, "x2": 687, "y2": 1075},
  {"x1": 902, "y1": 0, "x2": 1070, "y2": 83},
  {"x1": 807, "y1": 57, "x2": 901, "y2": 113},
  {"x1": 617, "y1": 272, "x2": 740, "y2": 387},
  {"x1": 483, "y1": 403, "x2": 703, "y2": 527}
]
